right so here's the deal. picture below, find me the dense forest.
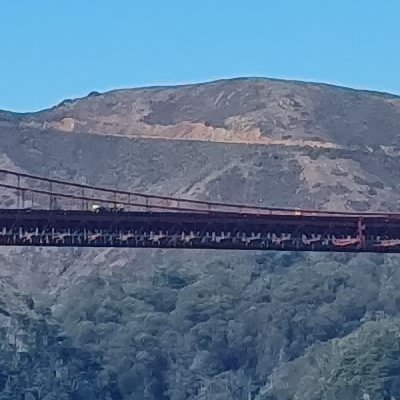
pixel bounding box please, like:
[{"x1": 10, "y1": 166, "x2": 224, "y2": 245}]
[{"x1": 6, "y1": 250, "x2": 394, "y2": 400}]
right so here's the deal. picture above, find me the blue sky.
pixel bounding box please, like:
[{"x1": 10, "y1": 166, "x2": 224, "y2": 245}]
[{"x1": 1, "y1": 0, "x2": 399, "y2": 112}]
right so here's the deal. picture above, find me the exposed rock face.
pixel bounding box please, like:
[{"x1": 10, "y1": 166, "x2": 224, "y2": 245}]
[
  {"x1": 2, "y1": 78, "x2": 400, "y2": 215},
  {"x1": 10, "y1": 78, "x2": 400, "y2": 148},
  {"x1": 1, "y1": 78, "x2": 400, "y2": 399}
]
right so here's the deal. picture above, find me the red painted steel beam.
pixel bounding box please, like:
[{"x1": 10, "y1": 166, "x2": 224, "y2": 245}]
[{"x1": 0, "y1": 209, "x2": 400, "y2": 252}]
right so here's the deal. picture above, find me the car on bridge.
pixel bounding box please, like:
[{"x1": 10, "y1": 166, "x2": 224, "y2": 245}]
[{"x1": 91, "y1": 204, "x2": 124, "y2": 213}]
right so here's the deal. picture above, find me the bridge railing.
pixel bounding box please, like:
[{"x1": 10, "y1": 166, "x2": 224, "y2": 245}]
[{"x1": 2, "y1": 168, "x2": 400, "y2": 219}]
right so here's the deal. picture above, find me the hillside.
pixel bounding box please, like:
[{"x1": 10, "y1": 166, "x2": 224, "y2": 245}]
[{"x1": 1, "y1": 77, "x2": 400, "y2": 399}]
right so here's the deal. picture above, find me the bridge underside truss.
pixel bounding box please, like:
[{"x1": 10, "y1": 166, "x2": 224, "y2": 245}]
[{"x1": 1, "y1": 209, "x2": 400, "y2": 252}]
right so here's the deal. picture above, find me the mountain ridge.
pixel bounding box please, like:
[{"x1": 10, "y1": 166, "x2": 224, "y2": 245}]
[
  {"x1": 2, "y1": 77, "x2": 400, "y2": 155},
  {"x1": 3, "y1": 76, "x2": 400, "y2": 116}
]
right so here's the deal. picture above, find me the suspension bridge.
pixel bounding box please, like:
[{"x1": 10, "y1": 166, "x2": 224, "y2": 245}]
[{"x1": 1, "y1": 168, "x2": 400, "y2": 252}]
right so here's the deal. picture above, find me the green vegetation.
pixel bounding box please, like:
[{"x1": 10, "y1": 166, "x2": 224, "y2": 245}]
[
  {"x1": 35, "y1": 251, "x2": 400, "y2": 399},
  {"x1": 1, "y1": 249, "x2": 400, "y2": 399}
]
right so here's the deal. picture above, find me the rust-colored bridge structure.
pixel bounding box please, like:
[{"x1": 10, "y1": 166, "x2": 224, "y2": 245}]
[{"x1": 1, "y1": 168, "x2": 400, "y2": 252}]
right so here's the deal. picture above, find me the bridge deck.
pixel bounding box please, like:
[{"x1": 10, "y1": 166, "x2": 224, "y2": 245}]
[{"x1": 1, "y1": 209, "x2": 400, "y2": 252}]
